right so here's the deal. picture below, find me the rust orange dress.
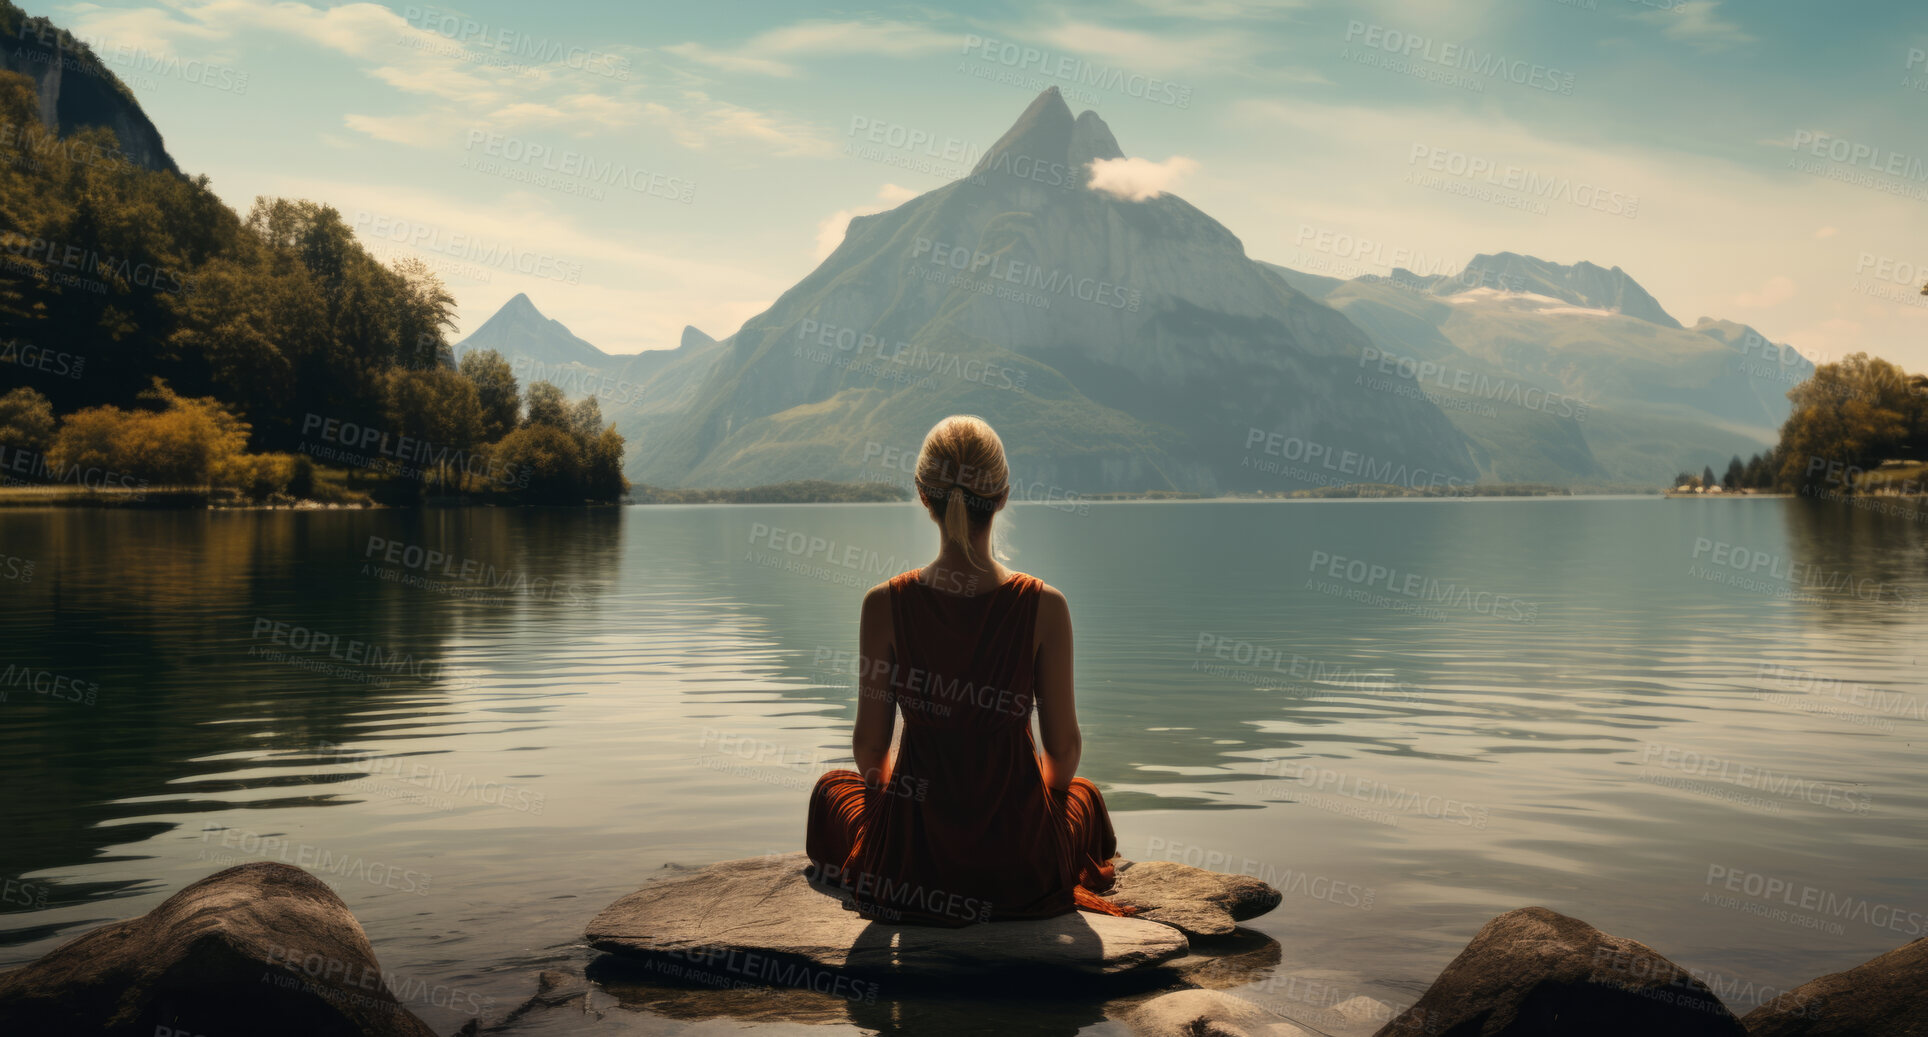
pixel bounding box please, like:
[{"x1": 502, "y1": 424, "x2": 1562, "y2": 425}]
[{"x1": 805, "y1": 569, "x2": 1132, "y2": 927}]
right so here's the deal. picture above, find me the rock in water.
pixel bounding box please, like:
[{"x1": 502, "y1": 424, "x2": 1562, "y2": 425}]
[
  {"x1": 1373, "y1": 907, "x2": 1747, "y2": 1037},
  {"x1": 1110, "y1": 859, "x2": 1284, "y2": 939},
  {"x1": 1123, "y1": 989, "x2": 1324, "y2": 1037},
  {"x1": 0, "y1": 862, "x2": 440, "y2": 1037},
  {"x1": 584, "y1": 851, "x2": 1190, "y2": 978},
  {"x1": 1741, "y1": 936, "x2": 1928, "y2": 1035}
]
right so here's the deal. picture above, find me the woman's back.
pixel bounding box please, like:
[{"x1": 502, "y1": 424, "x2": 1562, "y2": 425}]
[
  {"x1": 806, "y1": 568, "x2": 1126, "y2": 925},
  {"x1": 885, "y1": 569, "x2": 1041, "y2": 732},
  {"x1": 805, "y1": 415, "x2": 1128, "y2": 926}
]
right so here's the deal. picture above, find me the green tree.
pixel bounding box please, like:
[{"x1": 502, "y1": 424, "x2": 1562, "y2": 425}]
[
  {"x1": 523, "y1": 381, "x2": 568, "y2": 429},
  {"x1": 1776, "y1": 353, "x2": 1914, "y2": 492},
  {"x1": 459, "y1": 349, "x2": 520, "y2": 441},
  {"x1": 493, "y1": 423, "x2": 584, "y2": 504},
  {"x1": 0, "y1": 387, "x2": 56, "y2": 452},
  {"x1": 568, "y1": 396, "x2": 604, "y2": 442},
  {"x1": 1723, "y1": 456, "x2": 1744, "y2": 490},
  {"x1": 383, "y1": 367, "x2": 483, "y2": 494},
  {"x1": 586, "y1": 425, "x2": 629, "y2": 501},
  {"x1": 48, "y1": 406, "x2": 126, "y2": 479},
  {"x1": 48, "y1": 380, "x2": 250, "y2": 487},
  {"x1": 391, "y1": 257, "x2": 456, "y2": 369}
]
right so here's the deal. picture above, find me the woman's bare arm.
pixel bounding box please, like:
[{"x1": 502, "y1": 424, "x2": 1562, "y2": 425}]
[
  {"x1": 852, "y1": 583, "x2": 896, "y2": 789},
  {"x1": 1033, "y1": 584, "x2": 1081, "y2": 792}
]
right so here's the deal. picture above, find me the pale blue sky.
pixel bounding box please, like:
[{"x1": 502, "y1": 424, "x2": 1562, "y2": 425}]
[{"x1": 42, "y1": 0, "x2": 1928, "y2": 368}]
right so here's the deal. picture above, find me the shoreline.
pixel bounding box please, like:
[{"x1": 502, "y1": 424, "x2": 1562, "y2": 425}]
[{"x1": 13, "y1": 484, "x2": 1928, "y2": 510}]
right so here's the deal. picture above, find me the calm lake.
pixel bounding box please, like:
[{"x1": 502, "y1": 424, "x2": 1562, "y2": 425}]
[{"x1": 2, "y1": 498, "x2": 1925, "y2": 1034}]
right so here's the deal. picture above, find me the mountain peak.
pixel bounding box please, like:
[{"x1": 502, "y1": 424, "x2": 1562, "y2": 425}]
[
  {"x1": 1437, "y1": 252, "x2": 1681, "y2": 328},
  {"x1": 969, "y1": 87, "x2": 1081, "y2": 179},
  {"x1": 679, "y1": 325, "x2": 718, "y2": 352},
  {"x1": 455, "y1": 294, "x2": 607, "y2": 365},
  {"x1": 1069, "y1": 109, "x2": 1124, "y2": 168},
  {"x1": 966, "y1": 90, "x2": 1133, "y2": 191}
]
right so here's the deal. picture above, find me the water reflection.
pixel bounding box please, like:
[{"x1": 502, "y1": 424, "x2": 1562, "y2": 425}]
[
  {"x1": 557, "y1": 926, "x2": 1284, "y2": 1037},
  {"x1": 0, "y1": 508, "x2": 623, "y2": 926}
]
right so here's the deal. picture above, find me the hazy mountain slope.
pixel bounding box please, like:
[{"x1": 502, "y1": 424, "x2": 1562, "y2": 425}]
[
  {"x1": 1690, "y1": 318, "x2": 1813, "y2": 424},
  {"x1": 618, "y1": 88, "x2": 1476, "y2": 493},
  {"x1": 1282, "y1": 259, "x2": 1812, "y2": 483},
  {"x1": 1259, "y1": 262, "x2": 1344, "y2": 301},
  {"x1": 610, "y1": 325, "x2": 719, "y2": 388},
  {"x1": 1300, "y1": 277, "x2": 1605, "y2": 482}
]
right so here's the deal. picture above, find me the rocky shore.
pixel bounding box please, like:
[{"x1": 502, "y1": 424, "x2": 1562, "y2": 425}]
[{"x1": 0, "y1": 859, "x2": 1919, "y2": 1035}]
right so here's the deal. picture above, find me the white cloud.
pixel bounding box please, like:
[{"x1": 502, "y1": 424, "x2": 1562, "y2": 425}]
[
  {"x1": 1734, "y1": 275, "x2": 1795, "y2": 308},
  {"x1": 640, "y1": 91, "x2": 833, "y2": 156},
  {"x1": 1032, "y1": 20, "x2": 1237, "y2": 75},
  {"x1": 1087, "y1": 155, "x2": 1199, "y2": 201},
  {"x1": 76, "y1": 0, "x2": 620, "y2": 105},
  {"x1": 185, "y1": 0, "x2": 409, "y2": 61},
  {"x1": 367, "y1": 64, "x2": 499, "y2": 101},
  {"x1": 59, "y1": 3, "x2": 226, "y2": 53},
  {"x1": 342, "y1": 112, "x2": 452, "y2": 147},
  {"x1": 664, "y1": 20, "x2": 954, "y2": 78},
  {"x1": 1641, "y1": 1, "x2": 1755, "y2": 53},
  {"x1": 814, "y1": 184, "x2": 918, "y2": 260},
  {"x1": 1118, "y1": 0, "x2": 1310, "y2": 20},
  {"x1": 661, "y1": 43, "x2": 793, "y2": 78}
]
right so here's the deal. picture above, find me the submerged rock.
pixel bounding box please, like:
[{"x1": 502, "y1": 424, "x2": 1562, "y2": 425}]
[
  {"x1": 0, "y1": 862, "x2": 440, "y2": 1037},
  {"x1": 583, "y1": 851, "x2": 1268, "y2": 978},
  {"x1": 1742, "y1": 935, "x2": 1928, "y2": 1035},
  {"x1": 1124, "y1": 988, "x2": 1324, "y2": 1037},
  {"x1": 1373, "y1": 906, "x2": 1747, "y2": 1037}
]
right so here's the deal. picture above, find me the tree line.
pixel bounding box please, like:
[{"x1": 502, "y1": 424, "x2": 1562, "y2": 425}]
[
  {"x1": 0, "y1": 68, "x2": 624, "y2": 504},
  {"x1": 1691, "y1": 352, "x2": 1928, "y2": 495}
]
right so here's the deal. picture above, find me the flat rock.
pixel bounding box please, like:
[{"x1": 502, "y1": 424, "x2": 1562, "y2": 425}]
[
  {"x1": 1742, "y1": 936, "x2": 1928, "y2": 1036},
  {"x1": 1123, "y1": 989, "x2": 1324, "y2": 1037},
  {"x1": 1111, "y1": 859, "x2": 1284, "y2": 939},
  {"x1": 0, "y1": 862, "x2": 440, "y2": 1037},
  {"x1": 584, "y1": 851, "x2": 1189, "y2": 978},
  {"x1": 1374, "y1": 906, "x2": 1747, "y2": 1037}
]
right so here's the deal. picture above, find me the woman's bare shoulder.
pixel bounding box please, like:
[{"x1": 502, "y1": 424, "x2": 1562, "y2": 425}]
[{"x1": 1032, "y1": 579, "x2": 1070, "y2": 624}]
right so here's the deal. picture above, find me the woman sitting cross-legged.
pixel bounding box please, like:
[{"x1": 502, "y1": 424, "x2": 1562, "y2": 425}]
[{"x1": 805, "y1": 414, "x2": 1133, "y2": 926}]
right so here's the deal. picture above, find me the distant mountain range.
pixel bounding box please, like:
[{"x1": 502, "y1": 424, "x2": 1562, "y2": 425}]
[
  {"x1": 452, "y1": 294, "x2": 720, "y2": 409},
  {"x1": 457, "y1": 90, "x2": 1816, "y2": 491},
  {"x1": 1265, "y1": 255, "x2": 1810, "y2": 483}
]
